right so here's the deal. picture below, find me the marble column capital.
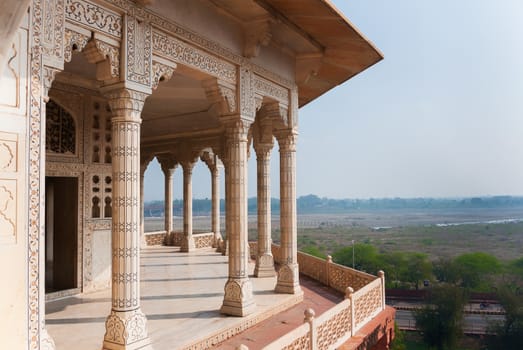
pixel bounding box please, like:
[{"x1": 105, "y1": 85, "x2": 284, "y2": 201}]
[
  {"x1": 275, "y1": 129, "x2": 298, "y2": 152},
  {"x1": 104, "y1": 87, "x2": 149, "y2": 123},
  {"x1": 223, "y1": 118, "x2": 252, "y2": 143},
  {"x1": 157, "y1": 154, "x2": 178, "y2": 175}
]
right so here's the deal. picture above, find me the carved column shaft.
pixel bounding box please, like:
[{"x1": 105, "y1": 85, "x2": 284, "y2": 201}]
[
  {"x1": 181, "y1": 161, "x2": 196, "y2": 252},
  {"x1": 103, "y1": 89, "x2": 150, "y2": 350},
  {"x1": 162, "y1": 167, "x2": 175, "y2": 237},
  {"x1": 275, "y1": 131, "x2": 302, "y2": 295},
  {"x1": 254, "y1": 143, "x2": 275, "y2": 277},
  {"x1": 221, "y1": 120, "x2": 256, "y2": 316},
  {"x1": 140, "y1": 169, "x2": 146, "y2": 248},
  {"x1": 211, "y1": 167, "x2": 222, "y2": 246}
]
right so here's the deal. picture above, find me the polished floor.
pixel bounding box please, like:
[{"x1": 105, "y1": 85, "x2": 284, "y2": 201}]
[{"x1": 46, "y1": 246, "x2": 304, "y2": 350}]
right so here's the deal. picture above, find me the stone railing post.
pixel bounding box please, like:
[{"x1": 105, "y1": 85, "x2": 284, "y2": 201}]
[
  {"x1": 220, "y1": 119, "x2": 256, "y2": 316},
  {"x1": 304, "y1": 308, "x2": 317, "y2": 350},
  {"x1": 102, "y1": 88, "x2": 151, "y2": 350},
  {"x1": 275, "y1": 130, "x2": 301, "y2": 294},
  {"x1": 326, "y1": 255, "x2": 333, "y2": 287},
  {"x1": 181, "y1": 160, "x2": 196, "y2": 252},
  {"x1": 346, "y1": 287, "x2": 355, "y2": 337},
  {"x1": 378, "y1": 270, "x2": 386, "y2": 310}
]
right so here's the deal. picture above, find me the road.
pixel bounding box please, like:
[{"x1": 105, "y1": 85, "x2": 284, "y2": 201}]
[{"x1": 395, "y1": 310, "x2": 505, "y2": 334}]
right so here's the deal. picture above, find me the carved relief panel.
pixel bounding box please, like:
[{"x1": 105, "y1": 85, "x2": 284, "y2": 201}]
[
  {"x1": 42, "y1": 0, "x2": 65, "y2": 70},
  {"x1": 0, "y1": 17, "x2": 28, "y2": 116},
  {"x1": 0, "y1": 132, "x2": 18, "y2": 244}
]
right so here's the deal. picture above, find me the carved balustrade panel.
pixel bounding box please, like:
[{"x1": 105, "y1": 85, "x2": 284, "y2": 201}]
[
  {"x1": 297, "y1": 252, "x2": 328, "y2": 285},
  {"x1": 353, "y1": 279, "x2": 384, "y2": 331},
  {"x1": 328, "y1": 263, "x2": 375, "y2": 293},
  {"x1": 315, "y1": 301, "x2": 352, "y2": 350},
  {"x1": 193, "y1": 233, "x2": 214, "y2": 248}
]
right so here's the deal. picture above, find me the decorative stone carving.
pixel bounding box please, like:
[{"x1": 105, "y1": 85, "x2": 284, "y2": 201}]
[
  {"x1": 202, "y1": 78, "x2": 237, "y2": 117},
  {"x1": 45, "y1": 99, "x2": 76, "y2": 155},
  {"x1": 253, "y1": 119, "x2": 274, "y2": 277},
  {"x1": 103, "y1": 309, "x2": 149, "y2": 348},
  {"x1": 63, "y1": 28, "x2": 89, "y2": 62},
  {"x1": 65, "y1": 0, "x2": 122, "y2": 38},
  {"x1": 220, "y1": 119, "x2": 256, "y2": 316},
  {"x1": 0, "y1": 133, "x2": 17, "y2": 172},
  {"x1": 157, "y1": 154, "x2": 177, "y2": 238},
  {"x1": 200, "y1": 150, "x2": 222, "y2": 246},
  {"x1": 180, "y1": 159, "x2": 196, "y2": 252},
  {"x1": 0, "y1": 180, "x2": 17, "y2": 242},
  {"x1": 253, "y1": 74, "x2": 289, "y2": 105},
  {"x1": 152, "y1": 30, "x2": 236, "y2": 85},
  {"x1": 239, "y1": 65, "x2": 255, "y2": 120},
  {"x1": 28, "y1": 0, "x2": 55, "y2": 346},
  {"x1": 125, "y1": 15, "x2": 152, "y2": 86},
  {"x1": 43, "y1": 67, "x2": 61, "y2": 102},
  {"x1": 42, "y1": 0, "x2": 65, "y2": 68},
  {"x1": 275, "y1": 129, "x2": 301, "y2": 295},
  {"x1": 83, "y1": 39, "x2": 119, "y2": 80},
  {"x1": 102, "y1": 87, "x2": 151, "y2": 350},
  {"x1": 151, "y1": 61, "x2": 175, "y2": 90}
]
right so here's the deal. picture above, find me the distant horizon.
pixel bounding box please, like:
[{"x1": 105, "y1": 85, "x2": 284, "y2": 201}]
[{"x1": 143, "y1": 193, "x2": 523, "y2": 203}]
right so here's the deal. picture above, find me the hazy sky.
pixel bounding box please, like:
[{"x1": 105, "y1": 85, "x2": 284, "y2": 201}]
[{"x1": 144, "y1": 0, "x2": 523, "y2": 201}]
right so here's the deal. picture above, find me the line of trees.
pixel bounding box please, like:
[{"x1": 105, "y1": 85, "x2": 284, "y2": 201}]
[{"x1": 143, "y1": 195, "x2": 523, "y2": 217}]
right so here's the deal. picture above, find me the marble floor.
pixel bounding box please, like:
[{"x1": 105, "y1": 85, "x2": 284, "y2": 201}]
[{"x1": 46, "y1": 246, "x2": 303, "y2": 350}]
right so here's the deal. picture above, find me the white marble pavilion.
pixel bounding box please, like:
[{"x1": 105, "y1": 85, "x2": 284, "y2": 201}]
[{"x1": 0, "y1": 1, "x2": 390, "y2": 349}]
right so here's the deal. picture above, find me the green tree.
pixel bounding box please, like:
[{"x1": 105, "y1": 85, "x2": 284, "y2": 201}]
[
  {"x1": 390, "y1": 323, "x2": 406, "y2": 350},
  {"x1": 301, "y1": 245, "x2": 326, "y2": 259},
  {"x1": 433, "y1": 258, "x2": 462, "y2": 285},
  {"x1": 404, "y1": 252, "x2": 432, "y2": 290},
  {"x1": 332, "y1": 243, "x2": 380, "y2": 273},
  {"x1": 454, "y1": 252, "x2": 501, "y2": 290},
  {"x1": 486, "y1": 287, "x2": 523, "y2": 350},
  {"x1": 414, "y1": 285, "x2": 467, "y2": 350}
]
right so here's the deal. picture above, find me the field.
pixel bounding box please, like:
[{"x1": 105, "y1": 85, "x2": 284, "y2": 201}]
[{"x1": 144, "y1": 206, "x2": 523, "y2": 261}]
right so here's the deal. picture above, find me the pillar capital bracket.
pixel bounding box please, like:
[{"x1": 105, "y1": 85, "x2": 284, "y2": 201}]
[
  {"x1": 275, "y1": 129, "x2": 298, "y2": 151},
  {"x1": 157, "y1": 153, "x2": 178, "y2": 174},
  {"x1": 103, "y1": 87, "x2": 149, "y2": 123},
  {"x1": 223, "y1": 118, "x2": 252, "y2": 143}
]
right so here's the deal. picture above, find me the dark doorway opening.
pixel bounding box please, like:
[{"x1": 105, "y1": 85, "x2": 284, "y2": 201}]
[{"x1": 45, "y1": 176, "x2": 78, "y2": 293}]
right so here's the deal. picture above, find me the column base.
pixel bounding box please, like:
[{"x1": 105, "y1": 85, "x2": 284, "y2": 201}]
[
  {"x1": 41, "y1": 327, "x2": 56, "y2": 350},
  {"x1": 102, "y1": 309, "x2": 152, "y2": 350},
  {"x1": 254, "y1": 254, "x2": 275, "y2": 277},
  {"x1": 212, "y1": 232, "x2": 223, "y2": 248},
  {"x1": 180, "y1": 235, "x2": 196, "y2": 252},
  {"x1": 275, "y1": 263, "x2": 302, "y2": 294},
  {"x1": 220, "y1": 278, "x2": 256, "y2": 316},
  {"x1": 221, "y1": 239, "x2": 229, "y2": 256}
]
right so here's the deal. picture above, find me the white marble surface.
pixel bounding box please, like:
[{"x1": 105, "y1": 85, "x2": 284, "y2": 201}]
[{"x1": 46, "y1": 246, "x2": 296, "y2": 349}]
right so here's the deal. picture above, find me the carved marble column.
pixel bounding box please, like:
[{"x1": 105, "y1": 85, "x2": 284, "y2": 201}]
[
  {"x1": 103, "y1": 88, "x2": 151, "y2": 350},
  {"x1": 140, "y1": 154, "x2": 153, "y2": 248},
  {"x1": 221, "y1": 120, "x2": 256, "y2": 316},
  {"x1": 221, "y1": 156, "x2": 230, "y2": 256},
  {"x1": 159, "y1": 156, "x2": 177, "y2": 244},
  {"x1": 275, "y1": 130, "x2": 302, "y2": 295},
  {"x1": 254, "y1": 141, "x2": 275, "y2": 277},
  {"x1": 180, "y1": 160, "x2": 196, "y2": 252},
  {"x1": 211, "y1": 166, "x2": 222, "y2": 247}
]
